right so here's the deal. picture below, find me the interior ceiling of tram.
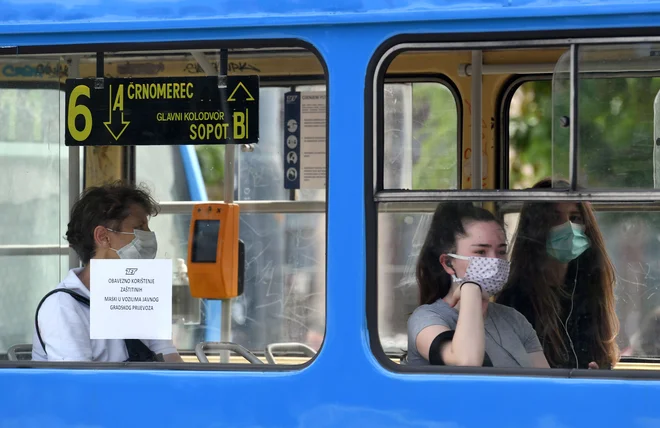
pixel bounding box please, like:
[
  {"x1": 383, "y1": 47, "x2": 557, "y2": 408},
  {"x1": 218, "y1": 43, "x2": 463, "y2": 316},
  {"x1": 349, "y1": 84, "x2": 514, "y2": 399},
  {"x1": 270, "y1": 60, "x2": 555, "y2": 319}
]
[
  {"x1": 3, "y1": 43, "x2": 657, "y2": 87},
  {"x1": 0, "y1": 48, "x2": 325, "y2": 85},
  {"x1": 5, "y1": 45, "x2": 653, "y2": 88}
]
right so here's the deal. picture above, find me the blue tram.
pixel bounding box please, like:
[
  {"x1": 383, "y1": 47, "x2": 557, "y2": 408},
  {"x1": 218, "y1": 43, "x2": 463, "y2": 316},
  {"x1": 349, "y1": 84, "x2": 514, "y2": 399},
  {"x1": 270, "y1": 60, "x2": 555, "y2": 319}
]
[{"x1": 2, "y1": 0, "x2": 660, "y2": 426}]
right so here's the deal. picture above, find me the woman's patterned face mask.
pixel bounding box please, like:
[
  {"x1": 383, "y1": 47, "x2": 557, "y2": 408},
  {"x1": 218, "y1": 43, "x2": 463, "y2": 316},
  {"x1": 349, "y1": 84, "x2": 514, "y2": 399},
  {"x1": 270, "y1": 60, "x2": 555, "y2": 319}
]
[{"x1": 446, "y1": 254, "x2": 510, "y2": 297}]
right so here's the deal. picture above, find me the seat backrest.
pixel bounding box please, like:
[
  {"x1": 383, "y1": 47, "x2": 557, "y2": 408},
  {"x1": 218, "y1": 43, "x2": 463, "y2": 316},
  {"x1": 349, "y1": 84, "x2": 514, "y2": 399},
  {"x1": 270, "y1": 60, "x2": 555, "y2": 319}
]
[
  {"x1": 195, "y1": 341, "x2": 263, "y2": 364},
  {"x1": 7, "y1": 344, "x2": 32, "y2": 361},
  {"x1": 264, "y1": 342, "x2": 317, "y2": 364}
]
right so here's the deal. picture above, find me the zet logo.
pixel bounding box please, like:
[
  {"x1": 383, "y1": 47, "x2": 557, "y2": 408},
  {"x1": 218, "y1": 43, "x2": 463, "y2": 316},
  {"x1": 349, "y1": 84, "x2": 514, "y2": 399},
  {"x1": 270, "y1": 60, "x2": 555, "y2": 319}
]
[
  {"x1": 126, "y1": 268, "x2": 138, "y2": 275},
  {"x1": 286, "y1": 94, "x2": 298, "y2": 103}
]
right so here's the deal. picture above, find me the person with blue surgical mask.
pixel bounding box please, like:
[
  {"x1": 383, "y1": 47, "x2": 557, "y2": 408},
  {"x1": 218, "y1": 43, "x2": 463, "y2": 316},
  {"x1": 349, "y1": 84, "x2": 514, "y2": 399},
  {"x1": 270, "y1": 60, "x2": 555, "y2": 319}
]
[
  {"x1": 31, "y1": 181, "x2": 183, "y2": 363},
  {"x1": 496, "y1": 178, "x2": 620, "y2": 370}
]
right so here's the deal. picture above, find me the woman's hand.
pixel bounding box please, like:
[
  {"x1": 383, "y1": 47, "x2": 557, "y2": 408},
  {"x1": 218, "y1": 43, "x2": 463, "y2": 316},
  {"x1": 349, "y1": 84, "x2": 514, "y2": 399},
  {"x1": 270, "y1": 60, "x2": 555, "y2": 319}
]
[
  {"x1": 588, "y1": 361, "x2": 599, "y2": 369},
  {"x1": 447, "y1": 282, "x2": 488, "y2": 308}
]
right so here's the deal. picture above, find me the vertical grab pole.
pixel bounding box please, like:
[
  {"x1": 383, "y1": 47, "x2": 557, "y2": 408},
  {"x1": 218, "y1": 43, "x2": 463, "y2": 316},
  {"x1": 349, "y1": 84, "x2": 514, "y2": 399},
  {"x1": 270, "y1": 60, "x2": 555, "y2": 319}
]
[
  {"x1": 219, "y1": 48, "x2": 233, "y2": 363},
  {"x1": 569, "y1": 44, "x2": 579, "y2": 191},
  {"x1": 191, "y1": 50, "x2": 233, "y2": 362},
  {"x1": 471, "y1": 50, "x2": 483, "y2": 190}
]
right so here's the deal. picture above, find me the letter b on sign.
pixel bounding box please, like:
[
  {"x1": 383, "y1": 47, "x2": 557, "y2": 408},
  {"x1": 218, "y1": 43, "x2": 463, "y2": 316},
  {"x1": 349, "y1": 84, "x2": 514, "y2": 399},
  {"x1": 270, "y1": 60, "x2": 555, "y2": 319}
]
[{"x1": 233, "y1": 111, "x2": 246, "y2": 139}]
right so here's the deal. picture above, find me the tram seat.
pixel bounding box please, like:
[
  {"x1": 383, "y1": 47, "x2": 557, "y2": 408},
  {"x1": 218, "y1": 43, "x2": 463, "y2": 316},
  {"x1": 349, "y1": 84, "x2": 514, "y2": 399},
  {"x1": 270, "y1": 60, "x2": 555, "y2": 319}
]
[
  {"x1": 7, "y1": 344, "x2": 32, "y2": 361},
  {"x1": 264, "y1": 342, "x2": 316, "y2": 364},
  {"x1": 195, "y1": 341, "x2": 264, "y2": 364}
]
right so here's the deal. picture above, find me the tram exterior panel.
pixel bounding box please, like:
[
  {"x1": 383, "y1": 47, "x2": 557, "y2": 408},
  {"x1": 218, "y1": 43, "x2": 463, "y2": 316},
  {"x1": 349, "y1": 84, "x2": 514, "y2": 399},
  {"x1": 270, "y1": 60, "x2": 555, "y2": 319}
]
[{"x1": 3, "y1": 0, "x2": 660, "y2": 427}]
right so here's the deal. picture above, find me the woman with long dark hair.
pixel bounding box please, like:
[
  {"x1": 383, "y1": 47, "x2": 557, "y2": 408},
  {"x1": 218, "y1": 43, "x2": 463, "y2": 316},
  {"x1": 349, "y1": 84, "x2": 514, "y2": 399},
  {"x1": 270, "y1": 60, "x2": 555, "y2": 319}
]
[
  {"x1": 496, "y1": 178, "x2": 619, "y2": 369},
  {"x1": 406, "y1": 202, "x2": 549, "y2": 368}
]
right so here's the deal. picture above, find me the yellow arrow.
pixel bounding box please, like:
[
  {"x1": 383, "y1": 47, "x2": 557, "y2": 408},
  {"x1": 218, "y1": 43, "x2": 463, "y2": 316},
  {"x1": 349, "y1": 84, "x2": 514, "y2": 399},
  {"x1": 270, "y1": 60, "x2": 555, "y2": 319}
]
[
  {"x1": 227, "y1": 81, "x2": 255, "y2": 102},
  {"x1": 103, "y1": 85, "x2": 130, "y2": 141}
]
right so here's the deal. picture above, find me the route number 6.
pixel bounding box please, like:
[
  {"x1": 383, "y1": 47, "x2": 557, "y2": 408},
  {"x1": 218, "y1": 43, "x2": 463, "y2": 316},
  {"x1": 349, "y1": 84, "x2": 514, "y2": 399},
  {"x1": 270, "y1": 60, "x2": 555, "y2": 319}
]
[{"x1": 67, "y1": 85, "x2": 92, "y2": 142}]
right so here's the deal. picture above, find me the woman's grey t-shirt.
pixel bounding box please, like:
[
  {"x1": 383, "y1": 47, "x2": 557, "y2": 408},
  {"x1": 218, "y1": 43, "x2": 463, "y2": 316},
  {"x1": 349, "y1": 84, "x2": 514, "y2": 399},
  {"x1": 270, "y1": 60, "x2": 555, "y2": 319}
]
[{"x1": 407, "y1": 299, "x2": 543, "y2": 367}]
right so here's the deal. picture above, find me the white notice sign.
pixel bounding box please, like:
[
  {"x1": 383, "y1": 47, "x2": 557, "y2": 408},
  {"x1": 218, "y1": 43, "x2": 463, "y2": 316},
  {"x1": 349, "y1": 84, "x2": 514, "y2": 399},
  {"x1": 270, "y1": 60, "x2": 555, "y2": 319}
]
[
  {"x1": 300, "y1": 92, "x2": 327, "y2": 189},
  {"x1": 283, "y1": 91, "x2": 326, "y2": 190},
  {"x1": 90, "y1": 259, "x2": 172, "y2": 340}
]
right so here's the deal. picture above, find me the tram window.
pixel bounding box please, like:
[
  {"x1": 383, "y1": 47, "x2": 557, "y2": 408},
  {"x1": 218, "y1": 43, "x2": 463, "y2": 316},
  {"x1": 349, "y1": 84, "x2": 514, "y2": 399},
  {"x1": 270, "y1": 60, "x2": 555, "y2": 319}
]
[
  {"x1": 137, "y1": 85, "x2": 327, "y2": 360},
  {"x1": 137, "y1": 85, "x2": 327, "y2": 202},
  {"x1": 373, "y1": 43, "x2": 660, "y2": 373},
  {"x1": 0, "y1": 79, "x2": 79, "y2": 357},
  {"x1": 145, "y1": 212, "x2": 325, "y2": 355},
  {"x1": 132, "y1": 52, "x2": 327, "y2": 364},
  {"x1": 507, "y1": 47, "x2": 660, "y2": 189},
  {"x1": 382, "y1": 81, "x2": 459, "y2": 190},
  {"x1": 0, "y1": 47, "x2": 326, "y2": 367},
  {"x1": 507, "y1": 79, "x2": 553, "y2": 189},
  {"x1": 377, "y1": 201, "x2": 660, "y2": 369},
  {"x1": 503, "y1": 207, "x2": 660, "y2": 362}
]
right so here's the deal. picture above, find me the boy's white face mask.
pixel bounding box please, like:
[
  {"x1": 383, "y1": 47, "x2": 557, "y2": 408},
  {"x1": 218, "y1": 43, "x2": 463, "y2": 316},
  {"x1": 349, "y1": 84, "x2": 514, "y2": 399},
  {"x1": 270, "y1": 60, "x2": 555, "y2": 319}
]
[
  {"x1": 108, "y1": 229, "x2": 158, "y2": 260},
  {"x1": 447, "y1": 254, "x2": 510, "y2": 297}
]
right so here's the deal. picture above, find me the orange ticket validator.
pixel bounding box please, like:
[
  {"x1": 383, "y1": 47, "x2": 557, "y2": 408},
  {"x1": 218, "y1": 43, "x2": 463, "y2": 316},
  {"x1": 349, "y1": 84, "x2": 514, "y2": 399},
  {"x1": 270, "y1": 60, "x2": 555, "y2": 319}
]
[{"x1": 187, "y1": 203, "x2": 243, "y2": 299}]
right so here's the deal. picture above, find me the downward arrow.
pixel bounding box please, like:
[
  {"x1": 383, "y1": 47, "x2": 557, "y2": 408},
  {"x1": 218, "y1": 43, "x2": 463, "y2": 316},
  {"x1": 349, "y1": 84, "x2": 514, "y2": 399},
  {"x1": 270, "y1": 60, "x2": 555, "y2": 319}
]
[{"x1": 103, "y1": 85, "x2": 130, "y2": 141}]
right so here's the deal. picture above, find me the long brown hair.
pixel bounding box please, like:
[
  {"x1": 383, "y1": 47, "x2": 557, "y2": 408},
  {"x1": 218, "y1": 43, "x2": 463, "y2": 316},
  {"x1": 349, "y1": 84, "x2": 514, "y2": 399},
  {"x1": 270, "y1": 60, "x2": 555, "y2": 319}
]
[
  {"x1": 416, "y1": 202, "x2": 503, "y2": 305},
  {"x1": 499, "y1": 178, "x2": 619, "y2": 368}
]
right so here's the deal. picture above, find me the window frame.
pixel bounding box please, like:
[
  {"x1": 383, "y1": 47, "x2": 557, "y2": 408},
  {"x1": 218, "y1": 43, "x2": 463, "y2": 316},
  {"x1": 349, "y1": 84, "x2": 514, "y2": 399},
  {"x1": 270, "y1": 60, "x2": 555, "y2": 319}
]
[
  {"x1": 0, "y1": 81, "x2": 81, "y2": 263},
  {"x1": 500, "y1": 70, "x2": 660, "y2": 191},
  {"x1": 379, "y1": 74, "x2": 463, "y2": 191},
  {"x1": 498, "y1": 73, "x2": 551, "y2": 190},
  {"x1": 0, "y1": 39, "x2": 329, "y2": 372},
  {"x1": 366, "y1": 33, "x2": 660, "y2": 380}
]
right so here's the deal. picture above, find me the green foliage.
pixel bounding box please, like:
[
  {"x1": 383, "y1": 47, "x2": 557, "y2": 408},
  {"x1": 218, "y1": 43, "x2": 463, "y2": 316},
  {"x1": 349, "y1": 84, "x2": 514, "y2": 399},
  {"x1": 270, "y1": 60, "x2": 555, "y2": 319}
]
[
  {"x1": 410, "y1": 83, "x2": 458, "y2": 189},
  {"x1": 509, "y1": 80, "x2": 554, "y2": 189},
  {"x1": 195, "y1": 145, "x2": 225, "y2": 200},
  {"x1": 510, "y1": 76, "x2": 660, "y2": 189},
  {"x1": 578, "y1": 77, "x2": 660, "y2": 188}
]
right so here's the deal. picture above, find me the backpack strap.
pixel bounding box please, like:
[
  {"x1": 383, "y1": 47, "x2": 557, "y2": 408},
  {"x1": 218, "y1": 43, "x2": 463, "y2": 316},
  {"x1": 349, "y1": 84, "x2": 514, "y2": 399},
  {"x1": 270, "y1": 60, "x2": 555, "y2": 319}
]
[
  {"x1": 35, "y1": 288, "x2": 90, "y2": 355},
  {"x1": 35, "y1": 288, "x2": 161, "y2": 362}
]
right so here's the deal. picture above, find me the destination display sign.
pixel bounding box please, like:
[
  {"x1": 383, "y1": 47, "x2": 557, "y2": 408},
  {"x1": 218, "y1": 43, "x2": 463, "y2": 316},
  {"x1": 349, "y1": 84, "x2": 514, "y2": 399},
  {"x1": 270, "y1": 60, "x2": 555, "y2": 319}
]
[{"x1": 64, "y1": 76, "x2": 259, "y2": 146}]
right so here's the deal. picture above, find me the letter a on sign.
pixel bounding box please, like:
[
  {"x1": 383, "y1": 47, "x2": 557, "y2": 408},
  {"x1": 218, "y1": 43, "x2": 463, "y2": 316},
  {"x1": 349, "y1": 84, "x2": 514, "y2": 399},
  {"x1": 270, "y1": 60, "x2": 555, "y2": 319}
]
[{"x1": 104, "y1": 85, "x2": 131, "y2": 141}]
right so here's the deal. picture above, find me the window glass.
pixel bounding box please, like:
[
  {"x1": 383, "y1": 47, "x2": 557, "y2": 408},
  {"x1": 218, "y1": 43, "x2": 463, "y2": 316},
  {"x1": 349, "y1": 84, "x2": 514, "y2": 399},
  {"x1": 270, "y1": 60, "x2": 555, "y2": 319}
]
[
  {"x1": 574, "y1": 45, "x2": 660, "y2": 189},
  {"x1": 503, "y1": 207, "x2": 660, "y2": 359},
  {"x1": 382, "y1": 82, "x2": 459, "y2": 190},
  {"x1": 135, "y1": 51, "x2": 327, "y2": 365},
  {"x1": 144, "y1": 212, "x2": 325, "y2": 355},
  {"x1": 0, "y1": 49, "x2": 326, "y2": 366},
  {"x1": 510, "y1": 45, "x2": 660, "y2": 189},
  {"x1": 137, "y1": 85, "x2": 327, "y2": 359},
  {"x1": 377, "y1": 43, "x2": 660, "y2": 374},
  {"x1": 508, "y1": 80, "x2": 553, "y2": 189},
  {"x1": 0, "y1": 70, "x2": 71, "y2": 356},
  {"x1": 378, "y1": 201, "x2": 660, "y2": 368},
  {"x1": 378, "y1": 211, "x2": 429, "y2": 354}
]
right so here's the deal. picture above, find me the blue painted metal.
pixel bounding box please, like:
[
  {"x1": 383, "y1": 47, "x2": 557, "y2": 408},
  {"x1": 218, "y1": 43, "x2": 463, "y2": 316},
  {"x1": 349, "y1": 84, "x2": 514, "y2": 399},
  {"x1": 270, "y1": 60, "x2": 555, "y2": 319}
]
[
  {"x1": 2, "y1": 0, "x2": 660, "y2": 29},
  {"x1": 3, "y1": 2, "x2": 660, "y2": 427},
  {"x1": 179, "y1": 146, "x2": 208, "y2": 203}
]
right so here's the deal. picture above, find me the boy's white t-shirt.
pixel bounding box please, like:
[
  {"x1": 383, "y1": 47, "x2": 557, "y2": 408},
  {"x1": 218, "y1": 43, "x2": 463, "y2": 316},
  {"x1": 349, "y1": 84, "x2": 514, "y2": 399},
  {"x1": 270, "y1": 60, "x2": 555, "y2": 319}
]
[{"x1": 32, "y1": 267, "x2": 177, "y2": 362}]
